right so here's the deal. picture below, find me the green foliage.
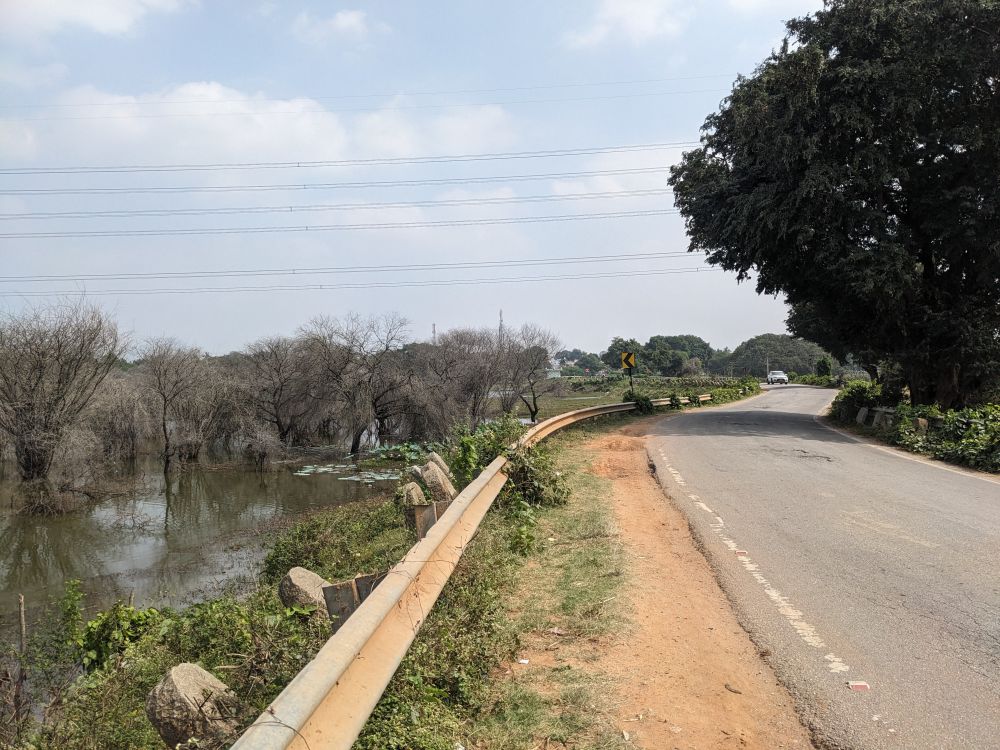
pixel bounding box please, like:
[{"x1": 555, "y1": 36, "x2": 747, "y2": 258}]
[
  {"x1": 447, "y1": 414, "x2": 526, "y2": 488},
  {"x1": 598, "y1": 337, "x2": 644, "y2": 371},
  {"x1": 597, "y1": 334, "x2": 713, "y2": 376},
  {"x1": 670, "y1": 0, "x2": 1000, "y2": 406},
  {"x1": 708, "y1": 333, "x2": 834, "y2": 378},
  {"x1": 366, "y1": 441, "x2": 429, "y2": 463},
  {"x1": 78, "y1": 602, "x2": 163, "y2": 671},
  {"x1": 831, "y1": 380, "x2": 884, "y2": 422},
  {"x1": 832, "y1": 384, "x2": 999, "y2": 472},
  {"x1": 261, "y1": 500, "x2": 413, "y2": 583},
  {"x1": 501, "y1": 444, "x2": 569, "y2": 511},
  {"x1": 880, "y1": 403, "x2": 1000, "y2": 472},
  {"x1": 816, "y1": 356, "x2": 834, "y2": 377},
  {"x1": 632, "y1": 394, "x2": 655, "y2": 415},
  {"x1": 795, "y1": 374, "x2": 837, "y2": 387}
]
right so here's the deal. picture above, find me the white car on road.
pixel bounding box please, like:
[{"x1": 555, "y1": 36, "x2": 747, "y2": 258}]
[{"x1": 767, "y1": 370, "x2": 789, "y2": 385}]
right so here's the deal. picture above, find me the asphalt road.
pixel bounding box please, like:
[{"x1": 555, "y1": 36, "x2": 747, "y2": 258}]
[{"x1": 646, "y1": 385, "x2": 1000, "y2": 750}]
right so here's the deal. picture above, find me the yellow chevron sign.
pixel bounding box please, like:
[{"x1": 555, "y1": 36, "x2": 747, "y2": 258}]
[{"x1": 620, "y1": 352, "x2": 636, "y2": 369}]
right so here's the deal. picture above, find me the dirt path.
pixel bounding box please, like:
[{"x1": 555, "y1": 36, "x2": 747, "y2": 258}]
[{"x1": 586, "y1": 423, "x2": 813, "y2": 750}]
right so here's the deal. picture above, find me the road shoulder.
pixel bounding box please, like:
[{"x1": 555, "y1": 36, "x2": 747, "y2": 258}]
[{"x1": 474, "y1": 417, "x2": 813, "y2": 749}]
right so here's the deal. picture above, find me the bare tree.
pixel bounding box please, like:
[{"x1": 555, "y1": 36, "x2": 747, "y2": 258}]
[
  {"x1": 242, "y1": 336, "x2": 313, "y2": 444},
  {"x1": 300, "y1": 313, "x2": 411, "y2": 453},
  {"x1": 510, "y1": 325, "x2": 561, "y2": 422},
  {"x1": 432, "y1": 328, "x2": 504, "y2": 429},
  {"x1": 138, "y1": 338, "x2": 202, "y2": 472},
  {"x1": 0, "y1": 303, "x2": 125, "y2": 481}
]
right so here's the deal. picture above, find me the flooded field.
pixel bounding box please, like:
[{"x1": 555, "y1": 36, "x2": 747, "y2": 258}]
[{"x1": 0, "y1": 455, "x2": 398, "y2": 630}]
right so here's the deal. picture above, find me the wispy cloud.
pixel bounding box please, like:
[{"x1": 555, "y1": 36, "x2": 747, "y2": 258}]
[
  {"x1": 0, "y1": 0, "x2": 192, "y2": 42},
  {"x1": 564, "y1": 0, "x2": 687, "y2": 49},
  {"x1": 0, "y1": 60, "x2": 68, "y2": 88},
  {"x1": 291, "y1": 9, "x2": 388, "y2": 45}
]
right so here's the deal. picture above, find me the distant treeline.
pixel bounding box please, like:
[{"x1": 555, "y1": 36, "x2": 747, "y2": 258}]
[{"x1": 558, "y1": 333, "x2": 847, "y2": 378}]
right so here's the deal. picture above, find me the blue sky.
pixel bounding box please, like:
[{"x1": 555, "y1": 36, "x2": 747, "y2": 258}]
[{"x1": 0, "y1": 0, "x2": 823, "y2": 354}]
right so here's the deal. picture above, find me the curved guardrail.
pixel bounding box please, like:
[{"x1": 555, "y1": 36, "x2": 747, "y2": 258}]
[{"x1": 231, "y1": 395, "x2": 709, "y2": 750}]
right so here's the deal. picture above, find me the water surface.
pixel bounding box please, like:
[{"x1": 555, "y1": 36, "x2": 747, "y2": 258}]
[{"x1": 0, "y1": 455, "x2": 396, "y2": 629}]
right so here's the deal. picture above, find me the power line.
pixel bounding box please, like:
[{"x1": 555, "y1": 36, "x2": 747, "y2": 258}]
[
  {"x1": 1, "y1": 74, "x2": 736, "y2": 110},
  {"x1": 12, "y1": 88, "x2": 726, "y2": 122},
  {"x1": 0, "y1": 251, "x2": 694, "y2": 284},
  {"x1": 0, "y1": 141, "x2": 696, "y2": 176},
  {"x1": 0, "y1": 188, "x2": 672, "y2": 220},
  {"x1": 0, "y1": 166, "x2": 671, "y2": 197},
  {"x1": 0, "y1": 209, "x2": 679, "y2": 239},
  {"x1": 0, "y1": 266, "x2": 721, "y2": 298}
]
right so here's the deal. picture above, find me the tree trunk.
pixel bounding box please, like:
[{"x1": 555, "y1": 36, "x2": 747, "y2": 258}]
[
  {"x1": 13, "y1": 433, "x2": 56, "y2": 481},
  {"x1": 908, "y1": 363, "x2": 964, "y2": 409},
  {"x1": 349, "y1": 426, "x2": 365, "y2": 455},
  {"x1": 160, "y1": 401, "x2": 172, "y2": 474}
]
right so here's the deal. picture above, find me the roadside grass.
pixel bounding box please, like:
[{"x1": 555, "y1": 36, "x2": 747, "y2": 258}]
[{"x1": 466, "y1": 426, "x2": 631, "y2": 750}]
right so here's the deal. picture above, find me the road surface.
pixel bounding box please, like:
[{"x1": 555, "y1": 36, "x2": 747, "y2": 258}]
[{"x1": 646, "y1": 385, "x2": 1000, "y2": 749}]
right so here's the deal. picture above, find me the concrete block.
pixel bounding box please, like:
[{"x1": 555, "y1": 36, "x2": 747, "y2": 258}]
[
  {"x1": 421, "y1": 461, "x2": 457, "y2": 503},
  {"x1": 146, "y1": 663, "x2": 239, "y2": 749}
]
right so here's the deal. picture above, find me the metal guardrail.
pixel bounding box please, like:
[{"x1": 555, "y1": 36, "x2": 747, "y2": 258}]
[{"x1": 231, "y1": 395, "x2": 711, "y2": 750}]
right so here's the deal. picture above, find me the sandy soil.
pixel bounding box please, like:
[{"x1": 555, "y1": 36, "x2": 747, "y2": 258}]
[{"x1": 585, "y1": 423, "x2": 813, "y2": 750}]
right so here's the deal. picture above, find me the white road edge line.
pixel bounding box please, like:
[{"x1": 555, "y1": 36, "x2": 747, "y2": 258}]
[
  {"x1": 812, "y1": 413, "x2": 1000, "y2": 486},
  {"x1": 654, "y1": 445, "x2": 852, "y2": 676}
]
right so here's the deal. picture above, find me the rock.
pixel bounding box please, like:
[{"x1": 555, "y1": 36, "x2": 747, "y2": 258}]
[
  {"x1": 426, "y1": 451, "x2": 453, "y2": 479},
  {"x1": 401, "y1": 481, "x2": 428, "y2": 507},
  {"x1": 856, "y1": 407, "x2": 869, "y2": 425},
  {"x1": 146, "y1": 663, "x2": 239, "y2": 749},
  {"x1": 913, "y1": 417, "x2": 929, "y2": 434},
  {"x1": 407, "y1": 464, "x2": 423, "y2": 481},
  {"x1": 278, "y1": 566, "x2": 328, "y2": 610},
  {"x1": 421, "y1": 461, "x2": 457, "y2": 503}
]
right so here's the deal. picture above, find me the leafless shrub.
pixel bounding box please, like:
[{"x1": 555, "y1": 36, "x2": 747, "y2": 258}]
[
  {"x1": 238, "y1": 419, "x2": 284, "y2": 471},
  {"x1": 87, "y1": 374, "x2": 151, "y2": 460},
  {"x1": 0, "y1": 302, "x2": 126, "y2": 481}
]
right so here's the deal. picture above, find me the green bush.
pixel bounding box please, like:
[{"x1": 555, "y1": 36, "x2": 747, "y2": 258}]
[
  {"x1": 832, "y1": 386, "x2": 999, "y2": 473},
  {"x1": 795, "y1": 374, "x2": 837, "y2": 387},
  {"x1": 888, "y1": 402, "x2": 1000, "y2": 472},
  {"x1": 831, "y1": 380, "x2": 883, "y2": 422},
  {"x1": 447, "y1": 414, "x2": 526, "y2": 488},
  {"x1": 622, "y1": 391, "x2": 654, "y2": 414}
]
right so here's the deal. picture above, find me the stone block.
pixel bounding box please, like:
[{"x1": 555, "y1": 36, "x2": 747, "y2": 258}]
[
  {"x1": 278, "y1": 566, "x2": 328, "y2": 610},
  {"x1": 146, "y1": 663, "x2": 239, "y2": 749},
  {"x1": 401, "y1": 481, "x2": 426, "y2": 507},
  {"x1": 426, "y1": 450, "x2": 453, "y2": 479},
  {"x1": 421, "y1": 461, "x2": 457, "y2": 503}
]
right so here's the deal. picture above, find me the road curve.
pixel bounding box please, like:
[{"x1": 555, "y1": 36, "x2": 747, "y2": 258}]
[{"x1": 645, "y1": 385, "x2": 1000, "y2": 750}]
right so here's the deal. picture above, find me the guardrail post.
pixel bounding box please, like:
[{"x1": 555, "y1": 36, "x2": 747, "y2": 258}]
[
  {"x1": 354, "y1": 573, "x2": 385, "y2": 602},
  {"x1": 405, "y1": 503, "x2": 438, "y2": 539},
  {"x1": 323, "y1": 579, "x2": 360, "y2": 632}
]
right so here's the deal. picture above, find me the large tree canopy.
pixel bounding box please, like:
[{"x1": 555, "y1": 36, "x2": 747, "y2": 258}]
[{"x1": 669, "y1": 0, "x2": 999, "y2": 407}]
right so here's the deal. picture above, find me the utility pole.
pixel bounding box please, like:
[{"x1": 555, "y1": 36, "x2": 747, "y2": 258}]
[
  {"x1": 432, "y1": 323, "x2": 437, "y2": 346},
  {"x1": 498, "y1": 309, "x2": 504, "y2": 345}
]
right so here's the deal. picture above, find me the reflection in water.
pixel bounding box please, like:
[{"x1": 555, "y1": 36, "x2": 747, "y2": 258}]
[{"x1": 0, "y1": 454, "x2": 393, "y2": 628}]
